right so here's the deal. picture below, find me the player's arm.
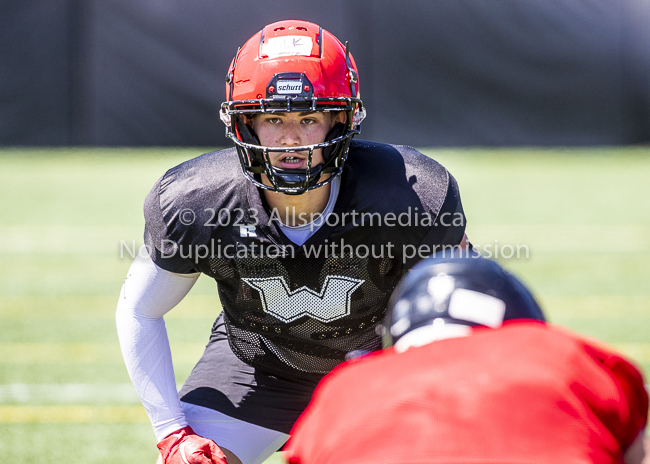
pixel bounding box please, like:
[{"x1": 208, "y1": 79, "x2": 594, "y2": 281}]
[{"x1": 116, "y1": 248, "x2": 226, "y2": 464}]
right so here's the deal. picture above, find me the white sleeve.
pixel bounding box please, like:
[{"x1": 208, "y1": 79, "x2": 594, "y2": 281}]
[{"x1": 115, "y1": 247, "x2": 200, "y2": 441}]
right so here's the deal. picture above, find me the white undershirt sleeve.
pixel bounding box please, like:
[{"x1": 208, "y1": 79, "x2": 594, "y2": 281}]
[{"x1": 115, "y1": 246, "x2": 200, "y2": 441}]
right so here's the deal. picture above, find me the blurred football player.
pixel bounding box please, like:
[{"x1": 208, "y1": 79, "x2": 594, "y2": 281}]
[
  {"x1": 285, "y1": 253, "x2": 648, "y2": 464},
  {"x1": 116, "y1": 20, "x2": 469, "y2": 464}
]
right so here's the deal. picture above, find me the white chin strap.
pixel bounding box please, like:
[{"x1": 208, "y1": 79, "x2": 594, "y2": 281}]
[{"x1": 394, "y1": 321, "x2": 472, "y2": 353}]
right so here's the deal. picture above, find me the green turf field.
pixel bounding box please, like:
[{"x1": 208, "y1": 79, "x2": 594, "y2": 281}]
[{"x1": 0, "y1": 147, "x2": 648, "y2": 463}]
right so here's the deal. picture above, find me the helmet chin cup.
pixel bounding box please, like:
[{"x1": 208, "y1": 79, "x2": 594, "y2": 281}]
[{"x1": 272, "y1": 163, "x2": 324, "y2": 194}]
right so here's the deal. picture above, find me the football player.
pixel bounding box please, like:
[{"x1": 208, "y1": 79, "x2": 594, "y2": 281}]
[
  {"x1": 284, "y1": 253, "x2": 648, "y2": 464},
  {"x1": 116, "y1": 20, "x2": 469, "y2": 464}
]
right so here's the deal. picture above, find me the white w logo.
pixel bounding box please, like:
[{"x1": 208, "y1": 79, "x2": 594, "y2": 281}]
[{"x1": 242, "y1": 275, "x2": 364, "y2": 323}]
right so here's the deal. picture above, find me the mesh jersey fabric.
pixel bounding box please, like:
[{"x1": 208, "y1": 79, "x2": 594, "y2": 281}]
[
  {"x1": 143, "y1": 140, "x2": 466, "y2": 380},
  {"x1": 284, "y1": 321, "x2": 648, "y2": 464}
]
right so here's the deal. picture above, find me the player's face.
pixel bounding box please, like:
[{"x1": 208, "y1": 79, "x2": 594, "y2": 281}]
[{"x1": 245, "y1": 111, "x2": 346, "y2": 169}]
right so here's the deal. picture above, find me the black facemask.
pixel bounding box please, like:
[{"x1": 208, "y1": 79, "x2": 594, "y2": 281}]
[{"x1": 234, "y1": 117, "x2": 349, "y2": 194}]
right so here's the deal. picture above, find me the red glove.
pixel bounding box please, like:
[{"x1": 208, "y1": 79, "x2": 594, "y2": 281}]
[{"x1": 157, "y1": 426, "x2": 228, "y2": 464}]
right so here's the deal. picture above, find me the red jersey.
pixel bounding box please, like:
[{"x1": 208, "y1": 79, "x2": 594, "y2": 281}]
[{"x1": 285, "y1": 322, "x2": 648, "y2": 464}]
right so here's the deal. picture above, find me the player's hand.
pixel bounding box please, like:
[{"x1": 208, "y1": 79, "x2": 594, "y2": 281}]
[{"x1": 157, "y1": 426, "x2": 228, "y2": 464}]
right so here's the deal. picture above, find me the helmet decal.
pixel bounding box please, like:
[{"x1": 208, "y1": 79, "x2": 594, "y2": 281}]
[
  {"x1": 447, "y1": 288, "x2": 506, "y2": 328},
  {"x1": 261, "y1": 36, "x2": 314, "y2": 58}
]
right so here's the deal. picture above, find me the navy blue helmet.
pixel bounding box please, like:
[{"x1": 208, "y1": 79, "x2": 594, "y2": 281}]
[{"x1": 384, "y1": 251, "x2": 545, "y2": 346}]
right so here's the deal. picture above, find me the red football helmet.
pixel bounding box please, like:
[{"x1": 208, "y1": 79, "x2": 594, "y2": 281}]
[{"x1": 220, "y1": 20, "x2": 366, "y2": 195}]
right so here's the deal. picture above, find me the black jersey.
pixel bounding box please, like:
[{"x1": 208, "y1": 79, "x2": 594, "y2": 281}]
[{"x1": 144, "y1": 140, "x2": 466, "y2": 379}]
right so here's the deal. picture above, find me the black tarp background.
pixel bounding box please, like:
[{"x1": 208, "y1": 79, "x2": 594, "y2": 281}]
[{"x1": 2, "y1": 0, "x2": 650, "y2": 146}]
